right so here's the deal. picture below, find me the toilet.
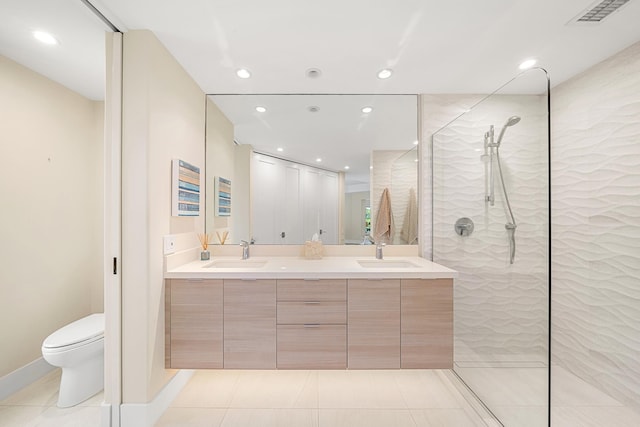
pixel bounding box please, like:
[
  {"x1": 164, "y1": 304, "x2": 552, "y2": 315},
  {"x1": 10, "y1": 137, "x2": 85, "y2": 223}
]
[{"x1": 41, "y1": 313, "x2": 104, "y2": 408}]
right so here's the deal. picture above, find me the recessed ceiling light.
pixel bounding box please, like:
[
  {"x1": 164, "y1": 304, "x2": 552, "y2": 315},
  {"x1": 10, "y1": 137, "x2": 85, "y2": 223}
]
[
  {"x1": 413, "y1": 140, "x2": 419, "y2": 145},
  {"x1": 344, "y1": 166, "x2": 350, "y2": 170},
  {"x1": 361, "y1": 106, "x2": 373, "y2": 113},
  {"x1": 316, "y1": 158, "x2": 322, "y2": 163},
  {"x1": 370, "y1": 166, "x2": 373, "y2": 170},
  {"x1": 255, "y1": 106, "x2": 266, "y2": 113},
  {"x1": 519, "y1": 59, "x2": 537, "y2": 70},
  {"x1": 306, "y1": 68, "x2": 322, "y2": 78},
  {"x1": 377, "y1": 68, "x2": 393, "y2": 79},
  {"x1": 414, "y1": 159, "x2": 419, "y2": 162},
  {"x1": 33, "y1": 30, "x2": 58, "y2": 45},
  {"x1": 236, "y1": 68, "x2": 251, "y2": 79},
  {"x1": 277, "y1": 147, "x2": 284, "y2": 152}
]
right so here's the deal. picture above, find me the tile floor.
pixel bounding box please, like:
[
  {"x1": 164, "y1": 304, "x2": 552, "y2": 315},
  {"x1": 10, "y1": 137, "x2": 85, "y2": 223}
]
[
  {"x1": 3, "y1": 366, "x2": 640, "y2": 426},
  {"x1": 155, "y1": 369, "x2": 486, "y2": 427},
  {"x1": 0, "y1": 369, "x2": 102, "y2": 427},
  {"x1": 454, "y1": 364, "x2": 640, "y2": 427}
]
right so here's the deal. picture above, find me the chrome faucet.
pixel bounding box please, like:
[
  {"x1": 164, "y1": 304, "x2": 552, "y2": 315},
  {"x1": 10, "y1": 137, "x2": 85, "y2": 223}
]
[
  {"x1": 240, "y1": 240, "x2": 250, "y2": 260},
  {"x1": 376, "y1": 242, "x2": 385, "y2": 260}
]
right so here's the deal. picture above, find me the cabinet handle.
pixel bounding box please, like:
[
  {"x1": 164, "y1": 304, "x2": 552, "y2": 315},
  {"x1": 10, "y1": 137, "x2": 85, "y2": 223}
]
[
  {"x1": 304, "y1": 301, "x2": 320, "y2": 305},
  {"x1": 303, "y1": 324, "x2": 320, "y2": 328}
]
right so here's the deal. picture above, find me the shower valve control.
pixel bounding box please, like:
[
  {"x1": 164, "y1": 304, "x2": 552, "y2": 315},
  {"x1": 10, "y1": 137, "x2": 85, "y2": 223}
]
[{"x1": 455, "y1": 217, "x2": 474, "y2": 237}]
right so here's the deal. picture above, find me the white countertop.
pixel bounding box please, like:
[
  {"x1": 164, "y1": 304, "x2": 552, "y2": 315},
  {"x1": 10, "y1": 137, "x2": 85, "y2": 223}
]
[{"x1": 164, "y1": 256, "x2": 457, "y2": 280}]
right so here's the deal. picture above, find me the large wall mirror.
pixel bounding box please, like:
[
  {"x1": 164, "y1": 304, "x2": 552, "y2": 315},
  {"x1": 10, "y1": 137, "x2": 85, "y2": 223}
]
[{"x1": 205, "y1": 94, "x2": 418, "y2": 245}]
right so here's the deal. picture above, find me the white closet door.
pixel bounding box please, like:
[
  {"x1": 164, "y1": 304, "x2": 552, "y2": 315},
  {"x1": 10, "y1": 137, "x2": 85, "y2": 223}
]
[
  {"x1": 282, "y1": 164, "x2": 303, "y2": 243},
  {"x1": 319, "y1": 171, "x2": 338, "y2": 244},
  {"x1": 252, "y1": 157, "x2": 280, "y2": 244},
  {"x1": 302, "y1": 168, "x2": 320, "y2": 241}
]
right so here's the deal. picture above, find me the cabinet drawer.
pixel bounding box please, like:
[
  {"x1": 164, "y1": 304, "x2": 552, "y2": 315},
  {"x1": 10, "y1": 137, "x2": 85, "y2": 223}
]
[
  {"x1": 277, "y1": 325, "x2": 347, "y2": 369},
  {"x1": 277, "y1": 279, "x2": 346, "y2": 302},
  {"x1": 277, "y1": 301, "x2": 346, "y2": 324}
]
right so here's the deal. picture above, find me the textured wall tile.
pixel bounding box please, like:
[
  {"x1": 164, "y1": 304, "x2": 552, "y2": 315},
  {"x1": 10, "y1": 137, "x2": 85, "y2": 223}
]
[
  {"x1": 551, "y1": 41, "x2": 640, "y2": 411},
  {"x1": 430, "y1": 94, "x2": 549, "y2": 362}
]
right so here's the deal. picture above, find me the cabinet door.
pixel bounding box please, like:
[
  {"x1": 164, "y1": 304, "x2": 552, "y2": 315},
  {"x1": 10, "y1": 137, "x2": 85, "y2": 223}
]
[
  {"x1": 168, "y1": 279, "x2": 223, "y2": 369},
  {"x1": 401, "y1": 279, "x2": 453, "y2": 368},
  {"x1": 348, "y1": 279, "x2": 400, "y2": 369},
  {"x1": 224, "y1": 279, "x2": 277, "y2": 368},
  {"x1": 277, "y1": 325, "x2": 347, "y2": 369}
]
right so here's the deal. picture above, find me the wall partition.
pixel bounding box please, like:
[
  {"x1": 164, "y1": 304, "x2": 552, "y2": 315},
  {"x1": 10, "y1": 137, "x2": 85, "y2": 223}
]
[{"x1": 431, "y1": 69, "x2": 550, "y2": 426}]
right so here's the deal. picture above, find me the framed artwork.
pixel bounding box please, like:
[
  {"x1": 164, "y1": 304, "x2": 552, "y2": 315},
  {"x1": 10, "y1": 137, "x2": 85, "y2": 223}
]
[
  {"x1": 172, "y1": 159, "x2": 200, "y2": 216},
  {"x1": 214, "y1": 176, "x2": 231, "y2": 216}
]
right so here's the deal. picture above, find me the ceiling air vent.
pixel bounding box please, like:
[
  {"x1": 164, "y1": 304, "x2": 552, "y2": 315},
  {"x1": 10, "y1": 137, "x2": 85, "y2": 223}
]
[{"x1": 571, "y1": 0, "x2": 632, "y2": 23}]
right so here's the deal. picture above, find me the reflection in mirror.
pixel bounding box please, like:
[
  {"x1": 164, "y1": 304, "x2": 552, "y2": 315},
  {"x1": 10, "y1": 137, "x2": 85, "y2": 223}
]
[{"x1": 205, "y1": 94, "x2": 418, "y2": 245}]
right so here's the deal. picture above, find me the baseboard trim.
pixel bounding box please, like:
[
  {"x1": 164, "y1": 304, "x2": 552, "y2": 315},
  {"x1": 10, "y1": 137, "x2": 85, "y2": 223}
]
[
  {"x1": 120, "y1": 369, "x2": 194, "y2": 427},
  {"x1": 0, "y1": 357, "x2": 56, "y2": 401}
]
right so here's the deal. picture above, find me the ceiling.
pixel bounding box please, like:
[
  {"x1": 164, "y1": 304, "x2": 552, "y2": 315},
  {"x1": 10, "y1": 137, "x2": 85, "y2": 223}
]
[
  {"x1": 1, "y1": 0, "x2": 640, "y2": 100},
  {"x1": 1, "y1": 0, "x2": 639, "y2": 186}
]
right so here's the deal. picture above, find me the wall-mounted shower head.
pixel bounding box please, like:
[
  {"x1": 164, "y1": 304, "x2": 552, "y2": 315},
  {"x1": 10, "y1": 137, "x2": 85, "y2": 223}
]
[{"x1": 496, "y1": 115, "x2": 521, "y2": 146}]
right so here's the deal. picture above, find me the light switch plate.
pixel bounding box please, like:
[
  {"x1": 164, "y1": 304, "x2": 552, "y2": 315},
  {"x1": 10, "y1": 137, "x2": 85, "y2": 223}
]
[{"x1": 163, "y1": 235, "x2": 177, "y2": 255}]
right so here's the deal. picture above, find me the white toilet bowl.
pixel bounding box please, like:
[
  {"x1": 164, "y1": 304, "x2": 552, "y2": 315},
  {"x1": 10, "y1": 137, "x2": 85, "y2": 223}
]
[{"x1": 42, "y1": 313, "x2": 104, "y2": 408}]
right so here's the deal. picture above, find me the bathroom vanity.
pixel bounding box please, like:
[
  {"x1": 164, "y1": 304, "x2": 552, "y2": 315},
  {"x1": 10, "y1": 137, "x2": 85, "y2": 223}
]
[{"x1": 164, "y1": 256, "x2": 456, "y2": 370}]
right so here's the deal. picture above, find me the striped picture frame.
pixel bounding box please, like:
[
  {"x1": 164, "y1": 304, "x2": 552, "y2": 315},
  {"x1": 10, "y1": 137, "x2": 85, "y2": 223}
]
[{"x1": 172, "y1": 159, "x2": 200, "y2": 217}]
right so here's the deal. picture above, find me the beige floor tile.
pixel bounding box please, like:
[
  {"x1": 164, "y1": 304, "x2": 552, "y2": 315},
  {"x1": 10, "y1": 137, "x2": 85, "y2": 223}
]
[
  {"x1": 490, "y1": 406, "x2": 548, "y2": 427},
  {"x1": 551, "y1": 365, "x2": 624, "y2": 407},
  {"x1": 0, "y1": 406, "x2": 49, "y2": 427},
  {"x1": 172, "y1": 370, "x2": 241, "y2": 408},
  {"x1": 454, "y1": 366, "x2": 548, "y2": 407},
  {"x1": 319, "y1": 409, "x2": 417, "y2": 427},
  {"x1": 551, "y1": 405, "x2": 640, "y2": 427},
  {"x1": 228, "y1": 370, "x2": 318, "y2": 408},
  {"x1": 221, "y1": 409, "x2": 318, "y2": 427},
  {"x1": 394, "y1": 370, "x2": 464, "y2": 409},
  {"x1": 0, "y1": 370, "x2": 60, "y2": 407},
  {"x1": 410, "y1": 408, "x2": 483, "y2": 427},
  {"x1": 21, "y1": 405, "x2": 101, "y2": 427},
  {"x1": 318, "y1": 370, "x2": 406, "y2": 409},
  {"x1": 154, "y1": 407, "x2": 227, "y2": 427}
]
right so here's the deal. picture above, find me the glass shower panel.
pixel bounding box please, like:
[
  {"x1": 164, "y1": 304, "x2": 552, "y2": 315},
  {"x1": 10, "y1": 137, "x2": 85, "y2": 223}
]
[{"x1": 432, "y1": 69, "x2": 550, "y2": 426}]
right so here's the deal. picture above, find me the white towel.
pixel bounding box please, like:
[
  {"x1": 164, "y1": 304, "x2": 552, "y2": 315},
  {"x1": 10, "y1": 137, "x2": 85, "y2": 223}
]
[
  {"x1": 401, "y1": 187, "x2": 418, "y2": 244},
  {"x1": 374, "y1": 188, "x2": 394, "y2": 244}
]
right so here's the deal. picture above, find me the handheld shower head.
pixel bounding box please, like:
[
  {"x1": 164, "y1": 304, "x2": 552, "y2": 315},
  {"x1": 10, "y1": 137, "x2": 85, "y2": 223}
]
[{"x1": 496, "y1": 115, "x2": 521, "y2": 146}]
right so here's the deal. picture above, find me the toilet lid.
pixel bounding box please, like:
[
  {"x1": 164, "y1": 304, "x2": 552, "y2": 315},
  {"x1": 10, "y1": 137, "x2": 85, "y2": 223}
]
[{"x1": 43, "y1": 313, "x2": 104, "y2": 349}]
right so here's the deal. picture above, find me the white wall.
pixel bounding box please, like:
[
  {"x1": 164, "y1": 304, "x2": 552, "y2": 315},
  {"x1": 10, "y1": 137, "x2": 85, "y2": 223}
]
[
  {"x1": 551, "y1": 40, "x2": 640, "y2": 411},
  {"x1": 121, "y1": 30, "x2": 205, "y2": 403},
  {"x1": 0, "y1": 55, "x2": 104, "y2": 378},
  {"x1": 205, "y1": 99, "x2": 235, "y2": 242}
]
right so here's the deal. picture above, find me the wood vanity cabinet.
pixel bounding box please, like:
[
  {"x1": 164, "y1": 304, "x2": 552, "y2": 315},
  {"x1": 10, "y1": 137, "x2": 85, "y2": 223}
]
[
  {"x1": 165, "y1": 275, "x2": 454, "y2": 370},
  {"x1": 347, "y1": 279, "x2": 401, "y2": 369},
  {"x1": 401, "y1": 278, "x2": 453, "y2": 369},
  {"x1": 224, "y1": 279, "x2": 277, "y2": 369},
  {"x1": 276, "y1": 279, "x2": 347, "y2": 369},
  {"x1": 165, "y1": 279, "x2": 223, "y2": 369}
]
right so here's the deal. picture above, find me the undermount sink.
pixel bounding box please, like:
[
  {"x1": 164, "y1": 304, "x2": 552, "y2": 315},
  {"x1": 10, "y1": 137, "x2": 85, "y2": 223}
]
[
  {"x1": 205, "y1": 260, "x2": 267, "y2": 269},
  {"x1": 357, "y1": 260, "x2": 419, "y2": 269}
]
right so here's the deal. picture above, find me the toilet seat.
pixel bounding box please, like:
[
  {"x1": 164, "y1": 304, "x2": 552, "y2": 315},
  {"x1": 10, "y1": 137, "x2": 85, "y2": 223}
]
[{"x1": 43, "y1": 313, "x2": 104, "y2": 351}]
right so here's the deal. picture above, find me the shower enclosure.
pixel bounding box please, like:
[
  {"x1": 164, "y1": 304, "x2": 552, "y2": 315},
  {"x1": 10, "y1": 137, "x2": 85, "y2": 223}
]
[{"x1": 431, "y1": 69, "x2": 550, "y2": 426}]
